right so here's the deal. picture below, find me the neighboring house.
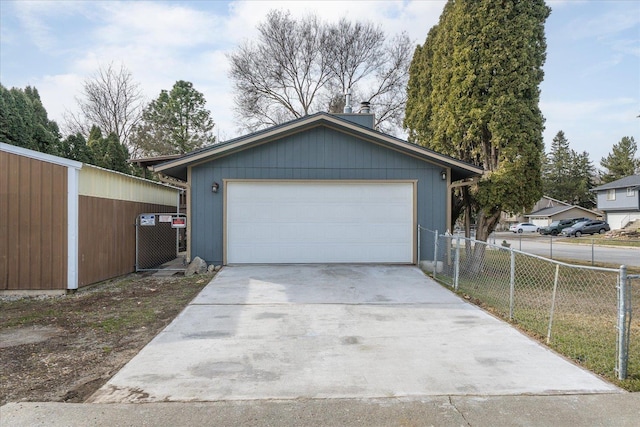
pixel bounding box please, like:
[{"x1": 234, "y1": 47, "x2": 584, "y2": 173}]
[
  {"x1": 499, "y1": 196, "x2": 594, "y2": 230},
  {"x1": 1, "y1": 143, "x2": 180, "y2": 294},
  {"x1": 154, "y1": 112, "x2": 482, "y2": 265},
  {"x1": 525, "y1": 205, "x2": 601, "y2": 228},
  {"x1": 591, "y1": 175, "x2": 640, "y2": 229}
]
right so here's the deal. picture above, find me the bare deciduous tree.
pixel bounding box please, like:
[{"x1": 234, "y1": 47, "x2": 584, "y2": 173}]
[
  {"x1": 228, "y1": 10, "x2": 412, "y2": 135},
  {"x1": 229, "y1": 11, "x2": 331, "y2": 132},
  {"x1": 65, "y1": 63, "x2": 144, "y2": 153}
]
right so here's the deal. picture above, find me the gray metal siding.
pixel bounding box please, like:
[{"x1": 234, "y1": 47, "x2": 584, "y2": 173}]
[
  {"x1": 191, "y1": 126, "x2": 446, "y2": 264},
  {"x1": 596, "y1": 188, "x2": 640, "y2": 211}
]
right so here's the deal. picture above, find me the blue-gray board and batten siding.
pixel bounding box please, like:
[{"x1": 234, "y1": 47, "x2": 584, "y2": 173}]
[{"x1": 190, "y1": 125, "x2": 446, "y2": 265}]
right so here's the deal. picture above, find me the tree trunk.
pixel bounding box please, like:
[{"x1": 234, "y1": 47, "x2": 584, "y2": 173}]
[{"x1": 469, "y1": 209, "x2": 502, "y2": 274}]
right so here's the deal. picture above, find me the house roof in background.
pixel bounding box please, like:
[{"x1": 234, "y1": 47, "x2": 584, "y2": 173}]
[
  {"x1": 539, "y1": 195, "x2": 572, "y2": 208},
  {"x1": 591, "y1": 175, "x2": 640, "y2": 191},
  {"x1": 129, "y1": 154, "x2": 181, "y2": 169},
  {"x1": 526, "y1": 204, "x2": 600, "y2": 218},
  {"x1": 153, "y1": 112, "x2": 484, "y2": 182}
]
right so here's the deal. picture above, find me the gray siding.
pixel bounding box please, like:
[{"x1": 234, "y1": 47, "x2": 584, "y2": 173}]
[
  {"x1": 596, "y1": 188, "x2": 640, "y2": 211},
  {"x1": 191, "y1": 126, "x2": 446, "y2": 265}
]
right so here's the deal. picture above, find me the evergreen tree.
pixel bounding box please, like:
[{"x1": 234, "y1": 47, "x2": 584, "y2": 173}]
[
  {"x1": 131, "y1": 80, "x2": 216, "y2": 156},
  {"x1": 87, "y1": 125, "x2": 103, "y2": 147},
  {"x1": 600, "y1": 136, "x2": 640, "y2": 183},
  {"x1": 87, "y1": 126, "x2": 131, "y2": 173},
  {"x1": 0, "y1": 85, "x2": 32, "y2": 148},
  {"x1": 404, "y1": 0, "x2": 550, "y2": 243},
  {"x1": 572, "y1": 150, "x2": 596, "y2": 209},
  {"x1": 0, "y1": 84, "x2": 62, "y2": 155},
  {"x1": 543, "y1": 131, "x2": 576, "y2": 202},
  {"x1": 60, "y1": 132, "x2": 95, "y2": 164}
]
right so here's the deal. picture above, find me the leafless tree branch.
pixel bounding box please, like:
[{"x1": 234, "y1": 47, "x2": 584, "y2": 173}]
[
  {"x1": 65, "y1": 62, "x2": 144, "y2": 154},
  {"x1": 228, "y1": 11, "x2": 412, "y2": 134}
]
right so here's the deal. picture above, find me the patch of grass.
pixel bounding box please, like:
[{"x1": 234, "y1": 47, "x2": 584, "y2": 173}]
[
  {"x1": 2, "y1": 308, "x2": 63, "y2": 328},
  {"x1": 558, "y1": 235, "x2": 640, "y2": 248},
  {"x1": 94, "y1": 307, "x2": 157, "y2": 333}
]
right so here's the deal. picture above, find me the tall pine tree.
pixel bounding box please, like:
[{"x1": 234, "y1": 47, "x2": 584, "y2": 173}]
[
  {"x1": 542, "y1": 131, "x2": 596, "y2": 208},
  {"x1": 130, "y1": 80, "x2": 215, "y2": 157}
]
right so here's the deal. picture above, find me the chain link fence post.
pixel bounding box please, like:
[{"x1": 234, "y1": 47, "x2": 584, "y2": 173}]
[
  {"x1": 546, "y1": 264, "x2": 560, "y2": 345},
  {"x1": 433, "y1": 230, "x2": 438, "y2": 279},
  {"x1": 454, "y1": 235, "x2": 460, "y2": 291},
  {"x1": 617, "y1": 265, "x2": 630, "y2": 380},
  {"x1": 509, "y1": 248, "x2": 515, "y2": 321},
  {"x1": 417, "y1": 224, "x2": 421, "y2": 264}
]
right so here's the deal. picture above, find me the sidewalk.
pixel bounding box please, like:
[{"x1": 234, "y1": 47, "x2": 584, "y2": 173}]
[{"x1": 2, "y1": 393, "x2": 639, "y2": 426}]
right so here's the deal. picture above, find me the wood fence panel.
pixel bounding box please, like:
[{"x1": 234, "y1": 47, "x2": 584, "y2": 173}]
[
  {"x1": 0, "y1": 151, "x2": 67, "y2": 290},
  {"x1": 78, "y1": 197, "x2": 175, "y2": 287}
]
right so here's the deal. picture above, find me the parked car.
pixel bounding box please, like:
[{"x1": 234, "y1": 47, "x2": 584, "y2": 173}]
[
  {"x1": 509, "y1": 222, "x2": 539, "y2": 233},
  {"x1": 561, "y1": 220, "x2": 610, "y2": 237},
  {"x1": 539, "y1": 217, "x2": 591, "y2": 235}
]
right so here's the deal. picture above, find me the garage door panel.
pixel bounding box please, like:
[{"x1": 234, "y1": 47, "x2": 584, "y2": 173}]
[{"x1": 226, "y1": 181, "x2": 414, "y2": 264}]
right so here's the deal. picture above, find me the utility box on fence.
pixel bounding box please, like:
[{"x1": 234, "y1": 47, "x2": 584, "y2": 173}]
[{"x1": 136, "y1": 213, "x2": 186, "y2": 270}]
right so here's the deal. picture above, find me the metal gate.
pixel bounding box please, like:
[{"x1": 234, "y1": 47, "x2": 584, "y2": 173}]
[{"x1": 135, "y1": 213, "x2": 187, "y2": 271}]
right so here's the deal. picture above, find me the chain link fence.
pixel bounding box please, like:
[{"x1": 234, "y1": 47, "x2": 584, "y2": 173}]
[
  {"x1": 419, "y1": 227, "x2": 637, "y2": 386},
  {"x1": 136, "y1": 213, "x2": 187, "y2": 272}
]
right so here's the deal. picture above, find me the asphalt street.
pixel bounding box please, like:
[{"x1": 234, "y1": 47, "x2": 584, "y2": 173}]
[{"x1": 490, "y1": 232, "x2": 640, "y2": 267}]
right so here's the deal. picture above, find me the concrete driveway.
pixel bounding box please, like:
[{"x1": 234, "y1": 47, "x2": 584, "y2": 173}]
[{"x1": 89, "y1": 265, "x2": 618, "y2": 403}]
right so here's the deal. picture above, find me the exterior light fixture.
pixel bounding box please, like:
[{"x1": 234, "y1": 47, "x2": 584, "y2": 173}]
[
  {"x1": 441, "y1": 170, "x2": 447, "y2": 181},
  {"x1": 212, "y1": 182, "x2": 219, "y2": 193}
]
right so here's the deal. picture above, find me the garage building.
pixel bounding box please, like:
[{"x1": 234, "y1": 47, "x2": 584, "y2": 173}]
[{"x1": 154, "y1": 112, "x2": 482, "y2": 265}]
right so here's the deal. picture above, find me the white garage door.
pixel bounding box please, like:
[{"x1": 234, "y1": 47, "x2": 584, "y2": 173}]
[
  {"x1": 226, "y1": 181, "x2": 415, "y2": 264},
  {"x1": 607, "y1": 212, "x2": 640, "y2": 230}
]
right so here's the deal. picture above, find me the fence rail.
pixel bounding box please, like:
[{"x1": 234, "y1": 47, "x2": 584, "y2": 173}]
[{"x1": 420, "y1": 226, "x2": 636, "y2": 384}]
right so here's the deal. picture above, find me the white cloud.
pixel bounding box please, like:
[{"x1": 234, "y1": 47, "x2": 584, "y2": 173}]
[
  {"x1": 566, "y1": 7, "x2": 640, "y2": 41},
  {"x1": 95, "y1": 2, "x2": 224, "y2": 49}
]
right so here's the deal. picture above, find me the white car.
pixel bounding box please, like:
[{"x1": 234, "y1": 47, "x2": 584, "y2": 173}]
[{"x1": 509, "y1": 222, "x2": 539, "y2": 233}]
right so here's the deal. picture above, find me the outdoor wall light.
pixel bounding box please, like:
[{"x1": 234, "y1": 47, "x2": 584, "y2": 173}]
[
  {"x1": 212, "y1": 182, "x2": 219, "y2": 193},
  {"x1": 441, "y1": 170, "x2": 447, "y2": 181}
]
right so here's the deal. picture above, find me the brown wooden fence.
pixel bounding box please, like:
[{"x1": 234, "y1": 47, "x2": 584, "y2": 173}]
[
  {"x1": 0, "y1": 151, "x2": 68, "y2": 291},
  {"x1": 78, "y1": 197, "x2": 176, "y2": 287}
]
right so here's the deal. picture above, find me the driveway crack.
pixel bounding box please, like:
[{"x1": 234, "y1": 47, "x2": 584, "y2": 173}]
[{"x1": 449, "y1": 396, "x2": 471, "y2": 426}]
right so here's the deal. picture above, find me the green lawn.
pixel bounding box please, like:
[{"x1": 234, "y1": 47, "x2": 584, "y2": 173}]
[{"x1": 557, "y1": 235, "x2": 640, "y2": 248}]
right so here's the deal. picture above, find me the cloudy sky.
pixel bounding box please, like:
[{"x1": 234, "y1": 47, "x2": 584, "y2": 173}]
[{"x1": 1, "y1": 0, "x2": 638, "y2": 168}]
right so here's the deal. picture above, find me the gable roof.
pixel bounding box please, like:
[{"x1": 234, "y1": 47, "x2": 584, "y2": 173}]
[
  {"x1": 153, "y1": 112, "x2": 484, "y2": 182},
  {"x1": 526, "y1": 204, "x2": 600, "y2": 218},
  {"x1": 538, "y1": 195, "x2": 572, "y2": 208},
  {"x1": 591, "y1": 175, "x2": 640, "y2": 191}
]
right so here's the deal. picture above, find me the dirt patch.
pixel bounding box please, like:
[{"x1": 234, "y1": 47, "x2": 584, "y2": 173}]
[{"x1": 0, "y1": 273, "x2": 211, "y2": 405}]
